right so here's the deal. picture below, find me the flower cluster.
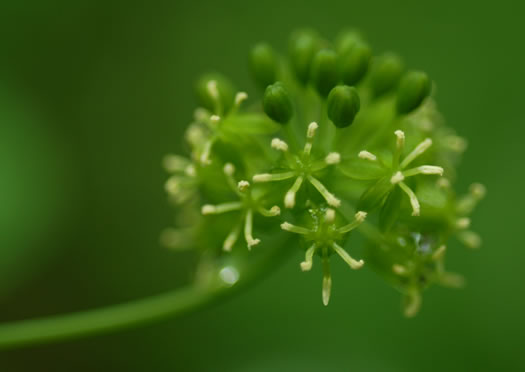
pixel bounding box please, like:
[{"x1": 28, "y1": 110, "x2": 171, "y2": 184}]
[{"x1": 163, "y1": 29, "x2": 485, "y2": 316}]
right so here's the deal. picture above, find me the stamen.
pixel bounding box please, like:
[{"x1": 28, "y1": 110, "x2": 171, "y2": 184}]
[
  {"x1": 398, "y1": 182, "x2": 421, "y2": 216},
  {"x1": 235, "y1": 92, "x2": 248, "y2": 106},
  {"x1": 325, "y1": 152, "x2": 341, "y2": 165},
  {"x1": 307, "y1": 122, "x2": 319, "y2": 138},
  {"x1": 280, "y1": 222, "x2": 312, "y2": 235},
  {"x1": 184, "y1": 165, "x2": 196, "y2": 177},
  {"x1": 164, "y1": 176, "x2": 181, "y2": 195},
  {"x1": 322, "y1": 257, "x2": 332, "y2": 306},
  {"x1": 271, "y1": 138, "x2": 289, "y2": 152},
  {"x1": 223, "y1": 163, "x2": 235, "y2": 176},
  {"x1": 210, "y1": 115, "x2": 221, "y2": 124},
  {"x1": 403, "y1": 290, "x2": 422, "y2": 318},
  {"x1": 395, "y1": 130, "x2": 405, "y2": 149},
  {"x1": 244, "y1": 209, "x2": 260, "y2": 249},
  {"x1": 237, "y1": 180, "x2": 250, "y2": 192},
  {"x1": 207, "y1": 80, "x2": 219, "y2": 99},
  {"x1": 163, "y1": 155, "x2": 190, "y2": 173},
  {"x1": 332, "y1": 242, "x2": 364, "y2": 269},
  {"x1": 440, "y1": 273, "x2": 465, "y2": 288},
  {"x1": 307, "y1": 175, "x2": 341, "y2": 207},
  {"x1": 392, "y1": 264, "x2": 408, "y2": 275},
  {"x1": 337, "y1": 211, "x2": 367, "y2": 234},
  {"x1": 470, "y1": 183, "x2": 486, "y2": 199},
  {"x1": 300, "y1": 244, "x2": 316, "y2": 271},
  {"x1": 402, "y1": 165, "x2": 444, "y2": 177},
  {"x1": 200, "y1": 140, "x2": 213, "y2": 165},
  {"x1": 432, "y1": 245, "x2": 447, "y2": 261},
  {"x1": 456, "y1": 217, "x2": 471, "y2": 230},
  {"x1": 253, "y1": 171, "x2": 295, "y2": 183},
  {"x1": 390, "y1": 171, "x2": 405, "y2": 184},
  {"x1": 257, "y1": 205, "x2": 281, "y2": 217},
  {"x1": 223, "y1": 223, "x2": 241, "y2": 252},
  {"x1": 437, "y1": 178, "x2": 451, "y2": 189},
  {"x1": 194, "y1": 108, "x2": 209, "y2": 122},
  {"x1": 445, "y1": 135, "x2": 467, "y2": 153},
  {"x1": 458, "y1": 230, "x2": 481, "y2": 249},
  {"x1": 325, "y1": 208, "x2": 336, "y2": 223},
  {"x1": 201, "y1": 202, "x2": 243, "y2": 215},
  {"x1": 304, "y1": 122, "x2": 319, "y2": 156},
  {"x1": 284, "y1": 176, "x2": 304, "y2": 208},
  {"x1": 358, "y1": 150, "x2": 377, "y2": 161},
  {"x1": 400, "y1": 138, "x2": 432, "y2": 169}
]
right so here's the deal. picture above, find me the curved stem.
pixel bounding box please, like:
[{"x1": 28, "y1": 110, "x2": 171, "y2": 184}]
[{"x1": 0, "y1": 237, "x2": 292, "y2": 350}]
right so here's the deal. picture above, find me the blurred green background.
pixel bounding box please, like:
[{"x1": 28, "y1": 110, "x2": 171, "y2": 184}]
[{"x1": 1, "y1": 0, "x2": 523, "y2": 370}]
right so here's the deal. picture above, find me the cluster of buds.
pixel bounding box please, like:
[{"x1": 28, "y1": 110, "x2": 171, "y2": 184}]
[{"x1": 163, "y1": 29, "x2": 485, "y2": 315}]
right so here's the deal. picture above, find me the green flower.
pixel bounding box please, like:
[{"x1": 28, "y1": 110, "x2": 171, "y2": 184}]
[{"x1": 281, "y1": 208, "x2": 367, "y2": 305}]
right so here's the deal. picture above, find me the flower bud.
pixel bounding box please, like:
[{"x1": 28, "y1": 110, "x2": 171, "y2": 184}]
[
  {"x1": 263, "y1": 82, "x2": 293, "y2": 124},
  {"x1": 310, "y1": 49, "x2": 339, "y2": 97},
  {"x1": 396, "y1": 71, "x2": 431, "y2": 114},
  {"x1": 249, "y1": 43, "x2": 278, "y2": 89},
  {"x1": 335, "y1": 30, "x2": 364, "y2": 55},
  {"x1": 289, "y1": 30, "x2": 320, "y2": 85},
  {"x1": 369, "y1": 53, "x2": 404, "y2": 97},
  {"x1": 195, "y1": 73, "x2": 235, "y2": 114},
  {"x1": 340, "y1": 42, "x2": 372, "y2": 86},
  {"x1": 327, "y1": 85, "x2": 360, "y2": 128}
]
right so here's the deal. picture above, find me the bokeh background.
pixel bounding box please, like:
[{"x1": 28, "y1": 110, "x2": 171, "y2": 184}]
[{"x1": 1, "y1": 0, "x2": 524, "y2": 370}]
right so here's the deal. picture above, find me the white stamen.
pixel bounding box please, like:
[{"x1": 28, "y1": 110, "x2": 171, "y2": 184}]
[
  {"x1": 164, "y1": 177, "x2": 181, "y2": 195},
  {"x1": 322, "y1": 259, "x2": 332, "y2": 306},
  {"x1": 207, "y1": 80, "x2": 219, "y2": 99},
  {"x1": 325, "y1": 152, "x2": 341, "y2": 165},
  {"x1": 470, "y1": 183, "x2": 486, "y2": 199},
  {"x1": 355, "y1": 211, "x2": 367, "y2": 222},
  {"x1": 307, "y1": 175, "x2": 340, "y2": 207},
  {"x1": 186, "y1": 125, "x2": 205, "y2": 146},
  {"x1": 437, "y1": 178, "x2": 451, "y2": 188},
  {"x1": 223, "y1": 225, "x2": 241, "y2": 252},
  {"x1": 234, "y1": 91, "x2": 248, "y2": 106},
  {"x1": 200, "y1": 140, "x2": 213, "y2": 165},
  {"x1": 456, "y1": 217, "x2": 471, "y2": 230},
  {"x1": 280, "y1": 222, "x2": 312, "y2": 235},
  {"x1": 223, "y1": 163, "x2": 235, "y2": 175},
  {"x1": 458, "y1": 231, "x2": 481, "y2": 249},
  {"x1": 325, "y1": 208, "x2": 336, "y2": 223},
  {"x1": 395, "y1": 130, "x2": 405, "y2": 149},
  {"x1": 332, "y1": 242, "x2": 364, "y2": 270},
  {"x1": 445, "y1": 135, "x2": 467, "y2": 153},
  {"x1": 392, "y1": 264, "x2": 408, "y2": 275},
  {"x1": 300, "y1": 245, "x2": 316, "y2": 271},
  {"x1": 271, "y1": 138, "x2": 289, "y2": 152},
  {"x1": 244, "y1": 209, "x2": 260, "y2": 249},
  {"x1": 201, "y1": 204, "x2": 216, "y2": 215},
  {"x1": 269, "y1": 206, "x2": 281, "y2": 216},
  {"x1": 210, "y1": 115, "x2": 221, "y2": 124},
  {"x1": 404, "y1": 291, "x2": 422, "y2": 318},
  {"x1": 194, "y1": 108, "x2": 209, "y2": 122},
  {"x1": 284, "y1": 190, "x2": 296, "y2": 208},
  {"x1": 253, "y1": 171, "x2": 295, "y2": 183},
  {"x1": 284, "y1": 176, "x2": 304, "y2": 208},
  {"x1": 400, "y1": 138, "x2": 433, "y2": 169},
  {"x1": 390, "y1": 171, "x2": 405, "y2": 184},
  {"x1": 163, "y1": 154, "x2": 190, "y2": 173},
  {"x1": 184, "y1": 165, "x2": 196, "y2": 177},
  {"x1": 307, "y1": 122, "x2": 319, "y2": 138},
  {"x1": 237, "y1": 180, "x2": 250, "y2": 191},
  {"x1": 403, "y1": 165, "x2": 444, "y2": 177},
  {"x1": 358, "y1": 150, "x2": 377, "y2": 161},
  {"x1": 398, "y1": 181, "x2": 421, "y2": 216},
  {"x1": 219, "y1": 266, "x2": 239, "y2": 285},
  {"x1": 432, "y1": 245, "x2": 447, "y2": 261}
]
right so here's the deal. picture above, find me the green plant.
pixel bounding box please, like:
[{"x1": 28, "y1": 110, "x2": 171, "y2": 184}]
[{"x1": 0, "y1": 29, "x2": 484, "y2": 349}]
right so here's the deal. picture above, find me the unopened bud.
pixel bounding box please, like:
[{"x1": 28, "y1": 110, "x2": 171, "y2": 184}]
[
  {"x1": 327, "y1": 85, "x2": 360, "y2": 128},
  {"x1": 396, "y1": 71, "x2": 431, "y2": 114},
  {"x1": 263, "y1": 82, "x2": 293, "y2": 124},
  {"x1": 249, "y1": 43, "x2": 278, "y2": 89}
]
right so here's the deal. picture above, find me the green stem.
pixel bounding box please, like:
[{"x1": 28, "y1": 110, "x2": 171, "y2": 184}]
[{"x1": 0, "y1": 237, "x2": 292, "y2": 350}]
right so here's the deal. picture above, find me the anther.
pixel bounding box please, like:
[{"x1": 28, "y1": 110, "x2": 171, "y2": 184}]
[
  {"x1": 358, "y1": 150, "x2": 377, "y2": 161},
  {"x1": 271, "y1": 138, "x2": 289, "y2": 152}
]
